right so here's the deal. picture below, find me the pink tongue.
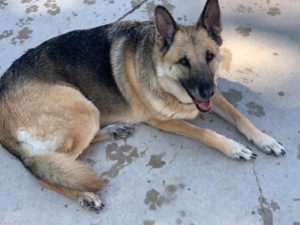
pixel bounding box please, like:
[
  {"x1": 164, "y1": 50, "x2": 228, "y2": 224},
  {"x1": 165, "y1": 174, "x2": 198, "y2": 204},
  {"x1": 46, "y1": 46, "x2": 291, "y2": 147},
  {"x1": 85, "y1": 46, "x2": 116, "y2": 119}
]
[{"x1": 194, "y1": 99, "x2": 212, "y2": 111}]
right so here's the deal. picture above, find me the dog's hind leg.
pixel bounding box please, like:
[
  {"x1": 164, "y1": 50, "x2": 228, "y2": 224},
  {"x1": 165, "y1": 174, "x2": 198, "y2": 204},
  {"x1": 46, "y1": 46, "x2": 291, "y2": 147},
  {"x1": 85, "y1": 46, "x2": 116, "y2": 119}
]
[
  {"x1": 212, "y1": 92, "x2": 285, "y2": 156},
  {"x1": 0, "y1": 84, "x2": 105, "y2": 211},
  {"x1": 91, "y1": 123, "x2": 134, "y2": 144},
  {"x1": 40, "y1": 180, "x2": 104, "y2": 212}
]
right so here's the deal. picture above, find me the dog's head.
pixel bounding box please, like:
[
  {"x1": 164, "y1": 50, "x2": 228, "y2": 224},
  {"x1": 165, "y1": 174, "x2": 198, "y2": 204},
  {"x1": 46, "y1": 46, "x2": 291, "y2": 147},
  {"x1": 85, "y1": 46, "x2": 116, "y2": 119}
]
[{"x1": 154, "y1": 0, "x2": 222, "y2": 113}]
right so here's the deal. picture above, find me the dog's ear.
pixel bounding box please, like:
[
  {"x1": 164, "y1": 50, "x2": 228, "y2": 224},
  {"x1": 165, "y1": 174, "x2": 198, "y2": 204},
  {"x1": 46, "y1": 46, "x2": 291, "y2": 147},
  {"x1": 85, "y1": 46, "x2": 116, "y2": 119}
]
[
  {"x1": 197, "y1": 0, "x2": 222, "y2": 45},
  {"x1": 154, "y1": 5, "x2": 177, "y2": 49}
]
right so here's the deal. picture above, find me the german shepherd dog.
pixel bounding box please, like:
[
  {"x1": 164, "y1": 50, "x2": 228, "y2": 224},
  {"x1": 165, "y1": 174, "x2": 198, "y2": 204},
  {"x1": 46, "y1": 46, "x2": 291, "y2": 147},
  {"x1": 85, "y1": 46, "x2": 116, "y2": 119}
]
[{"x1": 0, "y1": 0, "x2": 285, "y2": 211}]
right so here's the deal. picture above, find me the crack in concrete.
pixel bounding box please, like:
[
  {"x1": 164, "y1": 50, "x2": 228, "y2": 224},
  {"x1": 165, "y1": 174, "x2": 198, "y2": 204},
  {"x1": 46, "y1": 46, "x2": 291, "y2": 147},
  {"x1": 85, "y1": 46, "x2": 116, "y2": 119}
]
[
  {"x1": 252, "y1": 162, "x2": 273, "y2": 225},
  {"x1": 252, "y1": 162, "x2": 264, "y2": 208},
  {"x1": 116, "y1": 0, "x2": 149, "y2": 22}
]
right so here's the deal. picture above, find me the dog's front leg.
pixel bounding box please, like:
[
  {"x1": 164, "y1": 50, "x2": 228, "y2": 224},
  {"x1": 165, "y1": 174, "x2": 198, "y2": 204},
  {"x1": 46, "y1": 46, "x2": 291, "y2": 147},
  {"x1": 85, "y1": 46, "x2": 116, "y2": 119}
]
[
  {"x1": 147, "y1": 119, "x2": 257, "y2": 160},
  {"x1": 212, "y1": 92, "x2": 285, "y2": 156}
]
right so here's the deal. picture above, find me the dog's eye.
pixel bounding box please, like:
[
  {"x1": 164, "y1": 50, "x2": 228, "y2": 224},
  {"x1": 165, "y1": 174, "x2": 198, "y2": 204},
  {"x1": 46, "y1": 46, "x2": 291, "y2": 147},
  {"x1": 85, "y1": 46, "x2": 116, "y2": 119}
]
[
  {"x1": 178, "y1": 57, "x2": 190, "y2": 68},
  {"x1": 206, "y1": 51, "x2": 215, "y2": 63}
]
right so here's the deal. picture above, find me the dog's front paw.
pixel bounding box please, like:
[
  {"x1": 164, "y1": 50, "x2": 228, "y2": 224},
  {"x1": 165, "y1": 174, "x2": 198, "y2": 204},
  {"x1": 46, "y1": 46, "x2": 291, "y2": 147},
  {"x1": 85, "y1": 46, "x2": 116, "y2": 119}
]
[
  {"x1": 227, "y1": 140, "x2": 257, "y2": 161},
  {"x1": 78, "y1": 192, "x2": 104, "y2": 212},
  {"x1": 251, "y1": 133, "x2": 285, "y2": 156},
  {"x1": 104, "y1": 123, "x2": 135, "y2": 140}
]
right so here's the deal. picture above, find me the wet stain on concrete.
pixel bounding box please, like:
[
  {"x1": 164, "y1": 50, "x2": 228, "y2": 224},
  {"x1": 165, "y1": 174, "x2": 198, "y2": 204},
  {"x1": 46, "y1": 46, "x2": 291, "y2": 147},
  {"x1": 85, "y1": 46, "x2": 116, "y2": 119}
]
[
  {"x1": 266, "y1": 0, "x2": 271, "y2": 3},
  {"x1": 236, "y1": 4, "x2": 245, "y2": 12},
  {"x1": 258, "y1": 196, "x2": 281, "y2": 225},
  {"x1": 11, "y1": 27, "x2": 33, "y2": 45},
  {"x1": 270, "y1": 200, "x2": 280, "y2": 211},
  {"x1": 26, "y1": 4, "x2": 39, "y2": 14},
  {"x1": 272, "y1": 52, "x2": 278, "y2": 56},
  {"x1": 143, "y1": 220, "x2": 155, "y2": 225},
  {"x1": 235, "y1": 67, "x2": 256, "y2": 84},
  {"x1": 221, "y1": 47, "x2": 232, "y2": 72},
  {"x1": 174, "y1": 210, "x2": 188, "y2": 225},
  {"x1": 85, "y1": 158, "x2": 97, "y2": 167},
  {"x1": 176, "y1": 218, "x2": 183, "y2": 224},
  {"x1": 144, "y1": 189, "x2": 166, "y2": 210},
  {"x1": 180, "y1": 210, "x2": 186, "y2": 217},
  {"x1": 267, "y1": 7, "x2": 280, "y2": 16},
  {"x1": 0, "y1": 0, "x2": 8, "y2": 9},
  {"x1": 131, "y1": 0, "x2": 140, "y2": 8},
  {"x1": 145, "y1": 0, "x2": 174, "y2": 19},
  {"x1": 246, "y1": 101, "x2": 265, "y2": 117},
  {"x1": 166, "y1": 184, "x2": 177, "y2": 194},
  {"x1": 16, "y1": 17, "x2": 33, "y2": 28},
  {"x1": 101, "y1": 143, "x2": 140, "y2": 182},
  {"x1": 17, "y1": 27, "x2": 33, "y2": 40},
  {"x1": 221, "y1": 89, "x2": 243, "y2": 107},
  {"x1": 298, "y1": 145, "x2": 300, "y2": 159},
  {"x1": 178, "y1": 183, "x2": 185, "y2": 189},
  {"x1": 236, "y1": 4, "x2": 253, "y2": 13},
  {"x1": 146, "y1": 153, "x2": 166, "y2": 169},
  {"x1": 84, "y1": 0, "x2": 96, "y2": 5},
  {"x1": 44, "y1": 0, "x2": 61, "y2": 16},
  {"x1": 0, "y1": 30, "x2": 13, "y2": 41},
  {"x1": 278, "y1": 91, "x2": 284, "y2": 96},
  {"x1": 176, "y1": 15, "x2": 188, "y2": 22},
  {"x1": 21, "y1": 0, "x2": 32, "y2": 3},
  {"x1": 236, "y1": 26, "x2": 252, "y2": 37},
  {"x1": 144, "y1": 183, "x2": 185, "y2": 210},
  {"x1": 258, "y1": 207, "x2": 273, "y2": 225}
]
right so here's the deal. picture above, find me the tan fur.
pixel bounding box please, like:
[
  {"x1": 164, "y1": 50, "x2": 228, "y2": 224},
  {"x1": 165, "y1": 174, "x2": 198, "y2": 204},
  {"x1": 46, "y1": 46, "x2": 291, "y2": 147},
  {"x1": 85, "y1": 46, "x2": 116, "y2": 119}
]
[
  {"x1": 41, "y1": 180, "x2": 103, "y2": 211},
  {"x1": 0, "y1": 83, "x2": 99, "y2": 156},
  {"x1": 0, "y1": 3, "x2": 284, "y2": 211},
  {"x1": 25, "y1": 151, "x2": 102, "y2": 191},
  {"x1": 41, "y1": 180, "x2": 87, "y2": 200},
  {"x1": 161, "y1": 26, "x2": 220, "y2": 73},
  {"x1": 0, "y1": 82, "x2": 103, "y2": 197},
  {"x1": 146, "y1": 119, "x2": 253, "y2": 160},
  {"x1": 123, "y1": 45, "x2": 200, "y2": 121},
  {"x1": 90, "y1": 133, "x2": 113, "y2": 144},
  {"x1": 117, "y1": 23, "x2": 282, "y2": 160}
]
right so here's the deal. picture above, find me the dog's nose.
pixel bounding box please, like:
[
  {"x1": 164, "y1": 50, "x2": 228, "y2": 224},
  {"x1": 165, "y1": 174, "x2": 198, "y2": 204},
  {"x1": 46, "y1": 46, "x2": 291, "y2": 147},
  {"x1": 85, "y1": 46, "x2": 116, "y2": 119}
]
[{"x1": 198, "y1": 82, "x2": 215, "y2": 99}]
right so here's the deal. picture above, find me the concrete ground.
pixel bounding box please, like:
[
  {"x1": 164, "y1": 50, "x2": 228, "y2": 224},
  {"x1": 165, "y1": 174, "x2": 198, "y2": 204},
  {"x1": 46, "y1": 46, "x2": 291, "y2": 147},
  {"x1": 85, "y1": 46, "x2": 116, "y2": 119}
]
[{"x1": 0, "y1": 0, "x2": 299, "y2": 225}]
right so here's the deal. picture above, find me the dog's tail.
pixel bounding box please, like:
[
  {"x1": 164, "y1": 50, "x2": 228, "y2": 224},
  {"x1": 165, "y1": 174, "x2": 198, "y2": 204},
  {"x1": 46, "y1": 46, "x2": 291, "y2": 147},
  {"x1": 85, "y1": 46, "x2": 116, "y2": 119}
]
[{"x1": 18, "y1": 148, "x2": 103, "y2": 192}]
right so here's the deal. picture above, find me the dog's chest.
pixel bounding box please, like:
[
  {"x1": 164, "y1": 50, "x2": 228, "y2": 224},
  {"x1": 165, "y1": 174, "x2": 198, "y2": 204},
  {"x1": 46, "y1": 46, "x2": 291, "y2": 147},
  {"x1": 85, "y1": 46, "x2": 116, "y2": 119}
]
[{"x1": 142, "y1": 92, "x2": 199, "y2": 120}]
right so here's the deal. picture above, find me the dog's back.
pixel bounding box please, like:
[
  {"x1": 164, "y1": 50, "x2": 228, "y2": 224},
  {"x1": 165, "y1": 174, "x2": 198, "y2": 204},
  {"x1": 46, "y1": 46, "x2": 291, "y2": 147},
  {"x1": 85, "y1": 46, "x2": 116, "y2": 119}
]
[
  {"x1": 0, "y1": 21, "x2": 155, "y2": 211},
  {"x1": 0, "y1": 21, "x2": 154, "y2": 114},
  {"x1": 0, "y1": 24, "x2": 129, "y2": 110}
]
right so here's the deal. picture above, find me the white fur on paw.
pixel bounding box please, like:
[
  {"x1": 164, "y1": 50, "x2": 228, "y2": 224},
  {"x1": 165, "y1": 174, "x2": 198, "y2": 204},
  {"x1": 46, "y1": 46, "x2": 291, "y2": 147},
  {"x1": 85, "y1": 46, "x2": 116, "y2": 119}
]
[
  {"x1": 252, "y1": 133, "x2": 285, "y2": 156},
  {"x1": 78, "y1": 192, "x2": 104, "y2": 212},
  {"x1": 226, "y1": 139, "x2": 257, "y2": 161}
]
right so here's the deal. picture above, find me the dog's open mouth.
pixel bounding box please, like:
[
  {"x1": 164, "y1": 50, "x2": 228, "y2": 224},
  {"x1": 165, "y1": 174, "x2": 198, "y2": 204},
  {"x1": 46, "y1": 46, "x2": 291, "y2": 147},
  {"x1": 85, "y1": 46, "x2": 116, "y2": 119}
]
[
  {"x1": 180, "y1": 81, "x2": 213, "y2": 113},
  {"x1": 190, "y1": 95, "x2": 212, "y2": 113},
  {"x1": 182, "y1": 86, "x2": 212, "y2": 113}
]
